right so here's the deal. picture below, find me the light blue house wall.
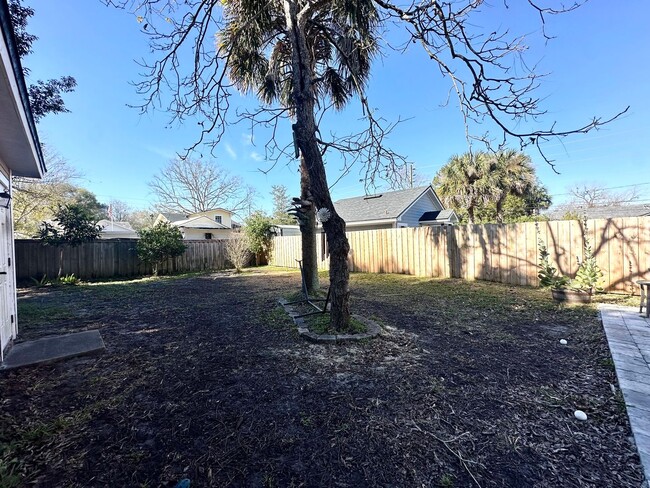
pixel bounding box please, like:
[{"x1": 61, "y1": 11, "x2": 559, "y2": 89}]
[{"x1": 398, "y1": 190, "x2": 442, "y2": 227}]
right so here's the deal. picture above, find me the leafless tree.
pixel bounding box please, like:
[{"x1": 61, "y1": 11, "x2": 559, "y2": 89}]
[
  {"x1": 106, "y1": 199, "x2": 132, "y2": 221},
  {"x1": 568, "y1": 183, "x2": 641, "y2": 208},
  {"x1": 225, "y1": 233, "x2": 251, "y2": 273},
  {"x1": 149, "y1": 158, "x2": 256, "y2": 216},
  {"x1": 128, "y1": 210, "x2": 157, "y2": 231},
  {"x1": 12, "y1": 146, "x2": 82, "y2": 235},
  {"x1": 105, "y1": 0, "x2": 626, "y2": 330},
  {"x1": 388, "y1": 164, "x2": 428, "y2": 190}
]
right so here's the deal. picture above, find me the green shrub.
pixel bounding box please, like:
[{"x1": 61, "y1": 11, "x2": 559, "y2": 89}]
[
  {"x1": 537, "y1": 219, "x2": 604, "y2": 294},
  {"x1": 537, "y1": 233, "x2": 569, "y2": 289},
  {"x1": 58, "y1": 274, "x2": 79, "y2": 286},
  {"x1": 572, "y1": 218, "x2": 604, "y2": 293},
  {"x1": 244, "y1": 212, "x2": 275, "y2": 263},
  {"x1": 30, "y1": 275, "x2": 50, "y2": 287},
  {"x1": 37, "y1": 204, "x2": 101, "y2": 278},
  {"x1": 136, "y1": 222, "x2": 187, "y2": 275}
]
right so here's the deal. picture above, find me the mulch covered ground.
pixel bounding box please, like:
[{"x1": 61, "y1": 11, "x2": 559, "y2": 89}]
[{"x1": 0, "y1": 269, "x2": 643, "y2": 487}]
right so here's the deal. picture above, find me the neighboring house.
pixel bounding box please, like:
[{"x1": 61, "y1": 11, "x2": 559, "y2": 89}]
[
  {"x1": 330, "y1": 185, "x2": 458, "y2": 232},
  {"x1": 0, "y1": 2, "x2": 46, "y2": 360},
  {"x1": 272, "y1": 224, "x2": 301, "y2": 236},
  {"x1": 97, "y1": 220, "x2": 139, "y2": 239},
  {"x1": 154, "y1": 208, "x2": 236, "y2": 240},
  {"x1": 545, "y1": 204, "x2": 650, "y2": 221}
]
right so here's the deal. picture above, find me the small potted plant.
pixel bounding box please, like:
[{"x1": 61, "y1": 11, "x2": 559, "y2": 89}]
[
  {"x1": 569, "y1": 219, "x2": 604, "y2": 299},
  {"x1": 537, "y1": 235, "x2": 572, "y2": 300},
  {"x1": 537, "y1": 219, "x2": 603, "y2": 304}
]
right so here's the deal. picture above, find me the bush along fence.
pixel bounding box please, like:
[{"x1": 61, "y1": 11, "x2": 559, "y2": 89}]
[
  {"x1": 270, "y1": 217, "x2": 650, "y2": 294},
  {"x1": 15, "y1": 239, "x2": 231, "y2": 282}
]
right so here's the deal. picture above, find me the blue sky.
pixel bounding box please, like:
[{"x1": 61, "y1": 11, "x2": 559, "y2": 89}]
[{"x1": 23, "y1": 0, "x2": 650, "y2": 213}]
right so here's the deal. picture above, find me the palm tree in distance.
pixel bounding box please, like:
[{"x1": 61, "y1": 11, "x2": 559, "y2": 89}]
[
  {"x1": 492, "y1": 150, "x2": 536, "y2": 223},
  {"x1": 219, "y1": 0, "x2": 380, "y2": 329},
  {"x1": 433, "y1": 153, "x2": 500, "y2": 224}
]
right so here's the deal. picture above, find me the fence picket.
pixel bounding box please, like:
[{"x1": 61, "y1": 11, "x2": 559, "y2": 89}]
[
  {"x1": 270, "y1": 217, "x2": 650, "y2": 294},
  {"x1": 15, "y1": 239, "x2": 234, "y2": 281}
]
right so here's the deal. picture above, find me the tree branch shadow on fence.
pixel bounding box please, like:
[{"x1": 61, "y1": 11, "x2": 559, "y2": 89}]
[{"x1": 270, "y1": 217, "x2": 650, "y2": 295}]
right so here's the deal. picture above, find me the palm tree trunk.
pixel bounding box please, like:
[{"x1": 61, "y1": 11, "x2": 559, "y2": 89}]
[
  {"x1": 284, "y1": 1, "x2": 350, "y2": 330},
  {"x1": 495, "y1": 197, "x2": 505, "y2": 224},
  {"x1": 300, "y1": 155, "x2": 319, "y2": 294},
  {"x1": 467, "y1": 206, "x2": 475, "y2": 224}
]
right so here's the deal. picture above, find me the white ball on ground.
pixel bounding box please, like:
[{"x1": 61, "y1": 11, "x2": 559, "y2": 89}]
[
  {"x1": 574, "y1": 410, "x2": 588, "y2": 421},
  {"x1": 560, "y1": 339, "x2": 568, "y2": 345}
]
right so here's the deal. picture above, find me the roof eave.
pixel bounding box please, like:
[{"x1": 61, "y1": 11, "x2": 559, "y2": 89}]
[
  {"x1": 0, "y1": 0, "x2": 45, "y2": 178},
  {"x1": 345, "y1": 218, "x2": 397, "y2": 227}
]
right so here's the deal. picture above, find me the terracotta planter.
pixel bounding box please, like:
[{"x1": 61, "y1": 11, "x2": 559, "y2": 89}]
[{"x1": 551, "y1": 288, "x2": 592, "y2": 304}]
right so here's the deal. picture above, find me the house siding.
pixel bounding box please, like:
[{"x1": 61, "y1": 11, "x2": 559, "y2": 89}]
[
  {"x1": 0, "y1": 161, "x2": 16, "y2": 360},
  {"x1": 190, "y1": 210, "x2": 232, "y2": 228},
  {"x1": 347, "y1": 222, "x2": 394, "y2": 232},
  {"x1": 181, "y1": 228, "x2": 234, "y2": 240},
  {"x1": 398, "y1": 191, "x2": 442, "y2": 227}
]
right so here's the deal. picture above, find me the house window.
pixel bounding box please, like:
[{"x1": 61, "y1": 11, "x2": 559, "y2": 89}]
[
  {"x1": 215, "y1": 215, "x2": 222, "y2": 224},
  {"x1": 205, "y1": 233, "x2": 213, "y2": 240}
]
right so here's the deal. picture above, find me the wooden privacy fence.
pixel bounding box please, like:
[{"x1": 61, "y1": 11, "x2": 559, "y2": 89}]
[
  {"x1": 270, "y1": 217, "x2": 650, "y2": 294},
  {"x1": 15, "y1": 239, "x2": 231, "y2": 281}
]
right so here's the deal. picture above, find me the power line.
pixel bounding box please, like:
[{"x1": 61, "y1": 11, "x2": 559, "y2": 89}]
[{"x1": 549, "y1": 181, "x2": 650, "y2": 198}]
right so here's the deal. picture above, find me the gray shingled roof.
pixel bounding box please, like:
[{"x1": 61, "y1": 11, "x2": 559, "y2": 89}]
[
  {"x1": 334, "y1": 186, "x2": 432, "y2": 223},
  {"x1": 545, "y1": 204, "x2": 650, "y2": 220},
  {"x1": 161, "y1": 213, "x2": 187, "y2": 222},
  {"x1": 419, "y1": 210, "x2": 455, "y2": 222}
]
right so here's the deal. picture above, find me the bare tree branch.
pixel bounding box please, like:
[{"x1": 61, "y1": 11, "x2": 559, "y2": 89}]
[
  {"x1": 373, "y1": 0, "x2": 628, "y2": 172},
  {"x1": 149, "y1": 157, "x2": 256, "y2": 216},
  {"x1": 567, "y1": 182, "x2": 641, "y2": 208}
]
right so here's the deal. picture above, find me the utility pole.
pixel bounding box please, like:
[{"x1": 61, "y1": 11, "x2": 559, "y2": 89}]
[{"x1": 409, "y1": 164, "x2": 414, "y2": 188}]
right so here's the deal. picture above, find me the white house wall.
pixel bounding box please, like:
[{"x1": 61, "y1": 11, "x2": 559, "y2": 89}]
[
  {"x1": 190, "y1": 210, "x2": 232, "y2": 228},
  {"x1": 0, "y1": 160, "x2": 16, "y2": 361},
  {"x1": 181, "y1": 228, "x2": 234, "y2": 240}
]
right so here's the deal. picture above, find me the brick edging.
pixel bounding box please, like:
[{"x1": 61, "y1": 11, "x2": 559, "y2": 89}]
[{"x1": 278, "y1": 298, "x2": 381, "y2": 344}]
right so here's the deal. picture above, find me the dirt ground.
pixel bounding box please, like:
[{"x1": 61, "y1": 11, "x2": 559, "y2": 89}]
[{"x1": 0, "y1": 269, "x2": 644, "y2": 487}]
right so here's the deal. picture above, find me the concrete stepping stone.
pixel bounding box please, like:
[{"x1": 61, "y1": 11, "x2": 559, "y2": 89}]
[{"x1": 1, "y1": 330, "x2": 105, "y2": 370}]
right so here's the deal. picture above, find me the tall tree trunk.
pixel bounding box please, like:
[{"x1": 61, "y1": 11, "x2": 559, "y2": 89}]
[
  {"x1": 300, "y1": 155, "x2": 319, "y2": 293},
  {"x1": 467, "y1": 206, "x2": 475, "y2": 225},
  {"x1": 284, "y1": 1, "x2": 350, "y2": 330},
  {"x1": 495, "y1": 197, "x2": 505, "y2": 224},
  {"x1": 58, "y1": 247, "x2": 64, "y2": 279}
]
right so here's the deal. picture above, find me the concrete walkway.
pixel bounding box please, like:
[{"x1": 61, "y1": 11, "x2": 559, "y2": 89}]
[{"x1": 600, "y1": 304, "x2": 650, "y2": 481}]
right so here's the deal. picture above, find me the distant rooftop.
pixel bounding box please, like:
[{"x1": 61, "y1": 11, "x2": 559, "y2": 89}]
[
  {"x1": 545, "y1": 204, "x2": 650, "y2": 220},
  {"x1": 161, "y1": 213, "x2": 187, "y2": 222},
  {"x1": 334, "y1": 186, "x2": 433, "y2": 223}
]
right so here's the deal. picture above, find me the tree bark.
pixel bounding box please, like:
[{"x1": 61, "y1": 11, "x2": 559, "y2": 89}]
[
  {"x1": 467, "y1": 206, "x2": 475, "y2": 225},
  {"x1": 58, "y1": 247, "x2": 64, "y2": 279},
  {"x1": 284, "y1": 1, "x2": 351, "y2": 330},
  {"x1": 300, "y1": 155, "x2": 319, "y2": 293},
  {"x1": 495, "y1": 198, "x2": 505, "y2": 224}
]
